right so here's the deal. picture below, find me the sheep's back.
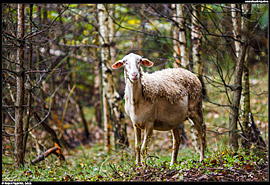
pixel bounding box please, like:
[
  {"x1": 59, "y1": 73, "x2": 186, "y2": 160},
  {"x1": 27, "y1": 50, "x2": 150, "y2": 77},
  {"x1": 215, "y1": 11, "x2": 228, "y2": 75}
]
[{"x1": 141, "y1": 68, "x2": 202, "y2": 104}]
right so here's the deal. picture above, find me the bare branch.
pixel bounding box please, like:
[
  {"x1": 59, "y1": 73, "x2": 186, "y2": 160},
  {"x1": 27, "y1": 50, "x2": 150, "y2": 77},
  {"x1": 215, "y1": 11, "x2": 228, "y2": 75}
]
[{"x1": 23, "y1": 4, "x2": 70, "y2": 40}]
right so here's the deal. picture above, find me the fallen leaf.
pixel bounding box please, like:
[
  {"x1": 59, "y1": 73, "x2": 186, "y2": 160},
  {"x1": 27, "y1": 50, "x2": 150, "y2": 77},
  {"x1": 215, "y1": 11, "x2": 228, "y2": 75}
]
[
  {"x1": 210, "y1": 159, "x2": 217, "y2": 166},
  {"x1": 246, "y1": 163, "x2": 254, "y2": 170},
  {"x1": 26, "y1": 170, "x2": 33, "y2": 176}
]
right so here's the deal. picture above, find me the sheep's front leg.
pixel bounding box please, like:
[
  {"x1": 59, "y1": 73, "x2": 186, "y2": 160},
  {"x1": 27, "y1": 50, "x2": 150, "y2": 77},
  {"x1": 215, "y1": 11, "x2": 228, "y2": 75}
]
[
  {"x1": 171, "y1": 127, "x2": 180, "y2": 166},
  {"x1": 134, "y1": 126, "x2": 141, "y2": 165},
  {"x1": 141, "y1": 123, "x2": 153, "y2": 164}
]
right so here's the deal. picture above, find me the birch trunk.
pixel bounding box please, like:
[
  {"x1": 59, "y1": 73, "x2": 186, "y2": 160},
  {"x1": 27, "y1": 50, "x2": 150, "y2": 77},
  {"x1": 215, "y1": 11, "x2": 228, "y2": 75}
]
[
  {"x1": 191, "y1": 4, "x2": 202, "y2": 74},
  {"x1": 108, "y1": 5, "x2": 129, "y2": 149},
  {"x1": 177, "y1": 4, "x2": 189, "y2": 68},
  {"x1": 231, "y1": 4, "x2": 241, "y2": 58},
  {"x1": 191, "y1": 5, "x2": 207, "y2": 98},
  {"x1": 93, "y1": 58, "x2": 102, "y2": 128},
  {"x1": 174, "y1": 4, "x2": 189, "y2": 68},
  {"x1": 98, "y1": 4, "x2": 111, "y2": 152},
  {"x1": 15, "y1": 4, "x2": 25, "y2": 167},
  {"x1": 93, "y1": 4, "x2": 102, "y2": 128},
  {"x1": 171, "y1": 4, "x2": 189, "y2": 148},
  {"x1": 229, "y1": 4, "x2": 251, "y2": 149},
  {"x1": 98, "y1": 4, "x2": 129, "y2": 151},
  {"x1": 172, "y1": 4, "x2": 181, "y2": 67},
  {"x1": 241, "y1": 4, "x2": 252, "y2": 148}
]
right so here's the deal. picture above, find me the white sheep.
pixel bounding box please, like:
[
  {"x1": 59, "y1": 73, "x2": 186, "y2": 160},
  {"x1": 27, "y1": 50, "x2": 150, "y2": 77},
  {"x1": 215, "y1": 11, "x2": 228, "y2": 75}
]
[{"x1": 112, "y1": 53, "x2": 206, "y2": 166}]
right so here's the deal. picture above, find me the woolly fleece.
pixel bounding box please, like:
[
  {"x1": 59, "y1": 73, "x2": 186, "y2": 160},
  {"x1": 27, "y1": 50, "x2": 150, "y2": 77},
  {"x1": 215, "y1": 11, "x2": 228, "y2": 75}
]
[{"x1": 141, "y1": 68, "x2": 202, "y2": 104}]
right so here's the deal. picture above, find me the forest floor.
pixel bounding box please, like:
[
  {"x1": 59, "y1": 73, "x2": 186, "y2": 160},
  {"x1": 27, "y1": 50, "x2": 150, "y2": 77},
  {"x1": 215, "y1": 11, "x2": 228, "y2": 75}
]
[{"x1": 2, "y1": 140, "x2": 269, "y2": 182}]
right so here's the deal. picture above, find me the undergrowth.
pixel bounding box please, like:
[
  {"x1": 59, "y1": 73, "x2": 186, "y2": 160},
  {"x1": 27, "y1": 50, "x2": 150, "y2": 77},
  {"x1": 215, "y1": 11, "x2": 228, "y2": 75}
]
[{"x1": 2, "y1": 143, "x2": 268, "y2": 182}]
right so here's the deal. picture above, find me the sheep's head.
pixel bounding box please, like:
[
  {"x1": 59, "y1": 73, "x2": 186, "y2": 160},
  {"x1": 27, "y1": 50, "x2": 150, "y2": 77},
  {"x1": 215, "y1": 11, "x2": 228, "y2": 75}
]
[{"x1": 112, "y1": 53, "x2": 154, "y2": 82}]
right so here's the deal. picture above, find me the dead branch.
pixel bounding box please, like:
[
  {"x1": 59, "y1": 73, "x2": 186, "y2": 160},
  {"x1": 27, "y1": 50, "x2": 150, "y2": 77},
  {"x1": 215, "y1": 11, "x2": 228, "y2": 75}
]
[
  {"x1": 31, "y1": 142, "x2": 65, "y2": 165},
  {"x1": 24, "y1": 4, "x2": 70, "y2": 40}
]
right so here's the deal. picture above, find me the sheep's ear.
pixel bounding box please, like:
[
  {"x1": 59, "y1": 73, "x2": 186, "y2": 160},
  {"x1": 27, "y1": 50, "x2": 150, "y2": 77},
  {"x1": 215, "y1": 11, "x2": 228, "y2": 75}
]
[
  {"x1": 141, "y1": 58, "x2": 154, "y2": 67},
  {"x1": 112, "y1": 60, "x2": 124, "y2": 69}
]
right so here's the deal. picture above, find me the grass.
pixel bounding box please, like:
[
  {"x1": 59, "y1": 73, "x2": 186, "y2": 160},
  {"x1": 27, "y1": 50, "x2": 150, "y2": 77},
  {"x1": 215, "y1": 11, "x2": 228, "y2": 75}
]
[{"x1": 2, "y1": 140, "x2": 268, "y2": 181}]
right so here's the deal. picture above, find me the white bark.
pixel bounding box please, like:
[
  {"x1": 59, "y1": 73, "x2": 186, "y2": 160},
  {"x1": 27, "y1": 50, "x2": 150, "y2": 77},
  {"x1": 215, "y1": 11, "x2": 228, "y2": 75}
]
[
  {"x1": 98, "y1": 4, "x2": 111, "y2": 152},
  {"x1": 231, "y1": 4, "x2": 241, "y2": 58},
  {"x1": 177, "y1": 4, "x2": 189, "y2": 68},
  {"x1": 191, "y1": 4, "x2": 202, "y2": 73},
  {"x1": 15, "y1": 4, "x2": 25, "y2": 167}
]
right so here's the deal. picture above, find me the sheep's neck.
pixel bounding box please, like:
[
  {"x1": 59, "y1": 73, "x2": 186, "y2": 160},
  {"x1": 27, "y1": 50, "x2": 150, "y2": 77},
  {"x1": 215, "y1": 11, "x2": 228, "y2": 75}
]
[{"x1": 126, "y1": 79, "x2": 142, "y2": 105}]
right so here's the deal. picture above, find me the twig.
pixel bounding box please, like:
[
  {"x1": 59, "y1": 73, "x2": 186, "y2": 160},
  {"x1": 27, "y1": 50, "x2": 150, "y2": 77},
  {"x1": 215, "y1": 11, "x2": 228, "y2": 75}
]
[
  {"x1": 60, "y1": 84, "x2": 76, "y2": 139},
  {"x1": 24, "y1": 97, "x2": 52, "y2": 134},
  {"x1": 23, "y1": 4, "x2": 70, "y2": 40},
  {"x1": 25, "y1": 69, "x2": 61, "y2": 74},
  {"x1": 207, "y1": 129, "x2": 230, "y2": 136},
  {"x1": 187, "y1": 5, "x2": 244, "y2": 44},
  {"x1": 2, "y1": 68, "x2": 18, "y2": 76},
  {"x1": 108, "y1": 163, "x2": 123, "y2": 179},
  {"x1": 2, "y1": 130, "x2": 14, "y2": 137},
  {"x1": 104, "y1": 5, "x2": 180, "y2": 44},
  {"x1": 214, "y1": 55, "x2": 232, "y2": 104}
]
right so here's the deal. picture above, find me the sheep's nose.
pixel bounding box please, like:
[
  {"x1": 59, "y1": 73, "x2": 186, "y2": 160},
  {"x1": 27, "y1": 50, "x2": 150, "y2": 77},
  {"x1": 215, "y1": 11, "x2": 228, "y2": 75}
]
[{"x1": 131, "y1": 72, "x2": 138, "y2": 77}]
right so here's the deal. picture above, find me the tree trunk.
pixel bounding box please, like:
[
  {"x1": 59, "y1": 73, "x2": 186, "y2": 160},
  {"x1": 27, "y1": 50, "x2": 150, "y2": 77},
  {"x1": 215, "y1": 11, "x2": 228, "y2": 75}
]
[
  {"x1": 229, "y1": 49, "x2": 246, "y2": 149},
  {"x1": 191, "y1": 4, "x2": 202, "y2": 72},
  {"x1": 191, "y1": 5, "x2": 207, "y2": 99},
  {"x1": 174, "y1": 4, "x2": 189, "y2": 68},
  {"x1": 231, "y1": 4, "x2": 241, "y2": 58},
  {"x1": 229, "y1": 4, "x2": 251, "y2": 149},
  {"x1": 98, "y1": 4, "x2": 129, "y2": 151},
  {"x1": 108, "y1": 5, "x2": 129, "y2": 149},
  {"x1": 93, "y1": 58, "x2": 102, "y2": 128},
  {"x1": 241, "y1": 4, "x2": 252, "y2": 148},
  {"x1": 23, "y1": 4, "x2": 34, "y2": 160},
  {"x1": 14, "y1": 4, "x2": 25, "y2": 167},
  {"x1": 171, "y1": 4, "x2": 189, "y2": 148},
  {"x1": 172, "y1": 4, "x2": 181, "y2": 67},
  {"x1": 98, "y1": 4, "x2": 112, "y2": 152},
  {"x1": 92, "y1": 5, "x2": 102, "y2": 128}
]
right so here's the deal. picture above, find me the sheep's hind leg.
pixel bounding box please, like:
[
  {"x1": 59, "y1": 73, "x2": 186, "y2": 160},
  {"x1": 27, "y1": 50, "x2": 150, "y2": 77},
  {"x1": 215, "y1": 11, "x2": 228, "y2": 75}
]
[
  {"x1": 189, "y1": 113, "x2": 206, "y2": 162},
  {"x1": 134, "y1": 126, "x2": 142, "y2": 165},
  {"x1": 170, "y1": 127, "x2": 180, "y2": 166}
]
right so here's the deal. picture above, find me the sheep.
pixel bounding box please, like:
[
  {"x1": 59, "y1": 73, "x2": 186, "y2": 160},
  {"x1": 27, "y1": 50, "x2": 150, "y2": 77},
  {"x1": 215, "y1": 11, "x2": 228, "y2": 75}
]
[{"x1": 112, "y1": 53, "x2": 206, "y2": 166}]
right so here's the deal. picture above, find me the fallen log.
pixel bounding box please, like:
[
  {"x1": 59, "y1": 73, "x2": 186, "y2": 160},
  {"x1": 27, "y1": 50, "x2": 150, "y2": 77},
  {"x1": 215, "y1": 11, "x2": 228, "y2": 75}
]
[{"x1": 31, "y1": 142, "x2": 65, "y2": 165}]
